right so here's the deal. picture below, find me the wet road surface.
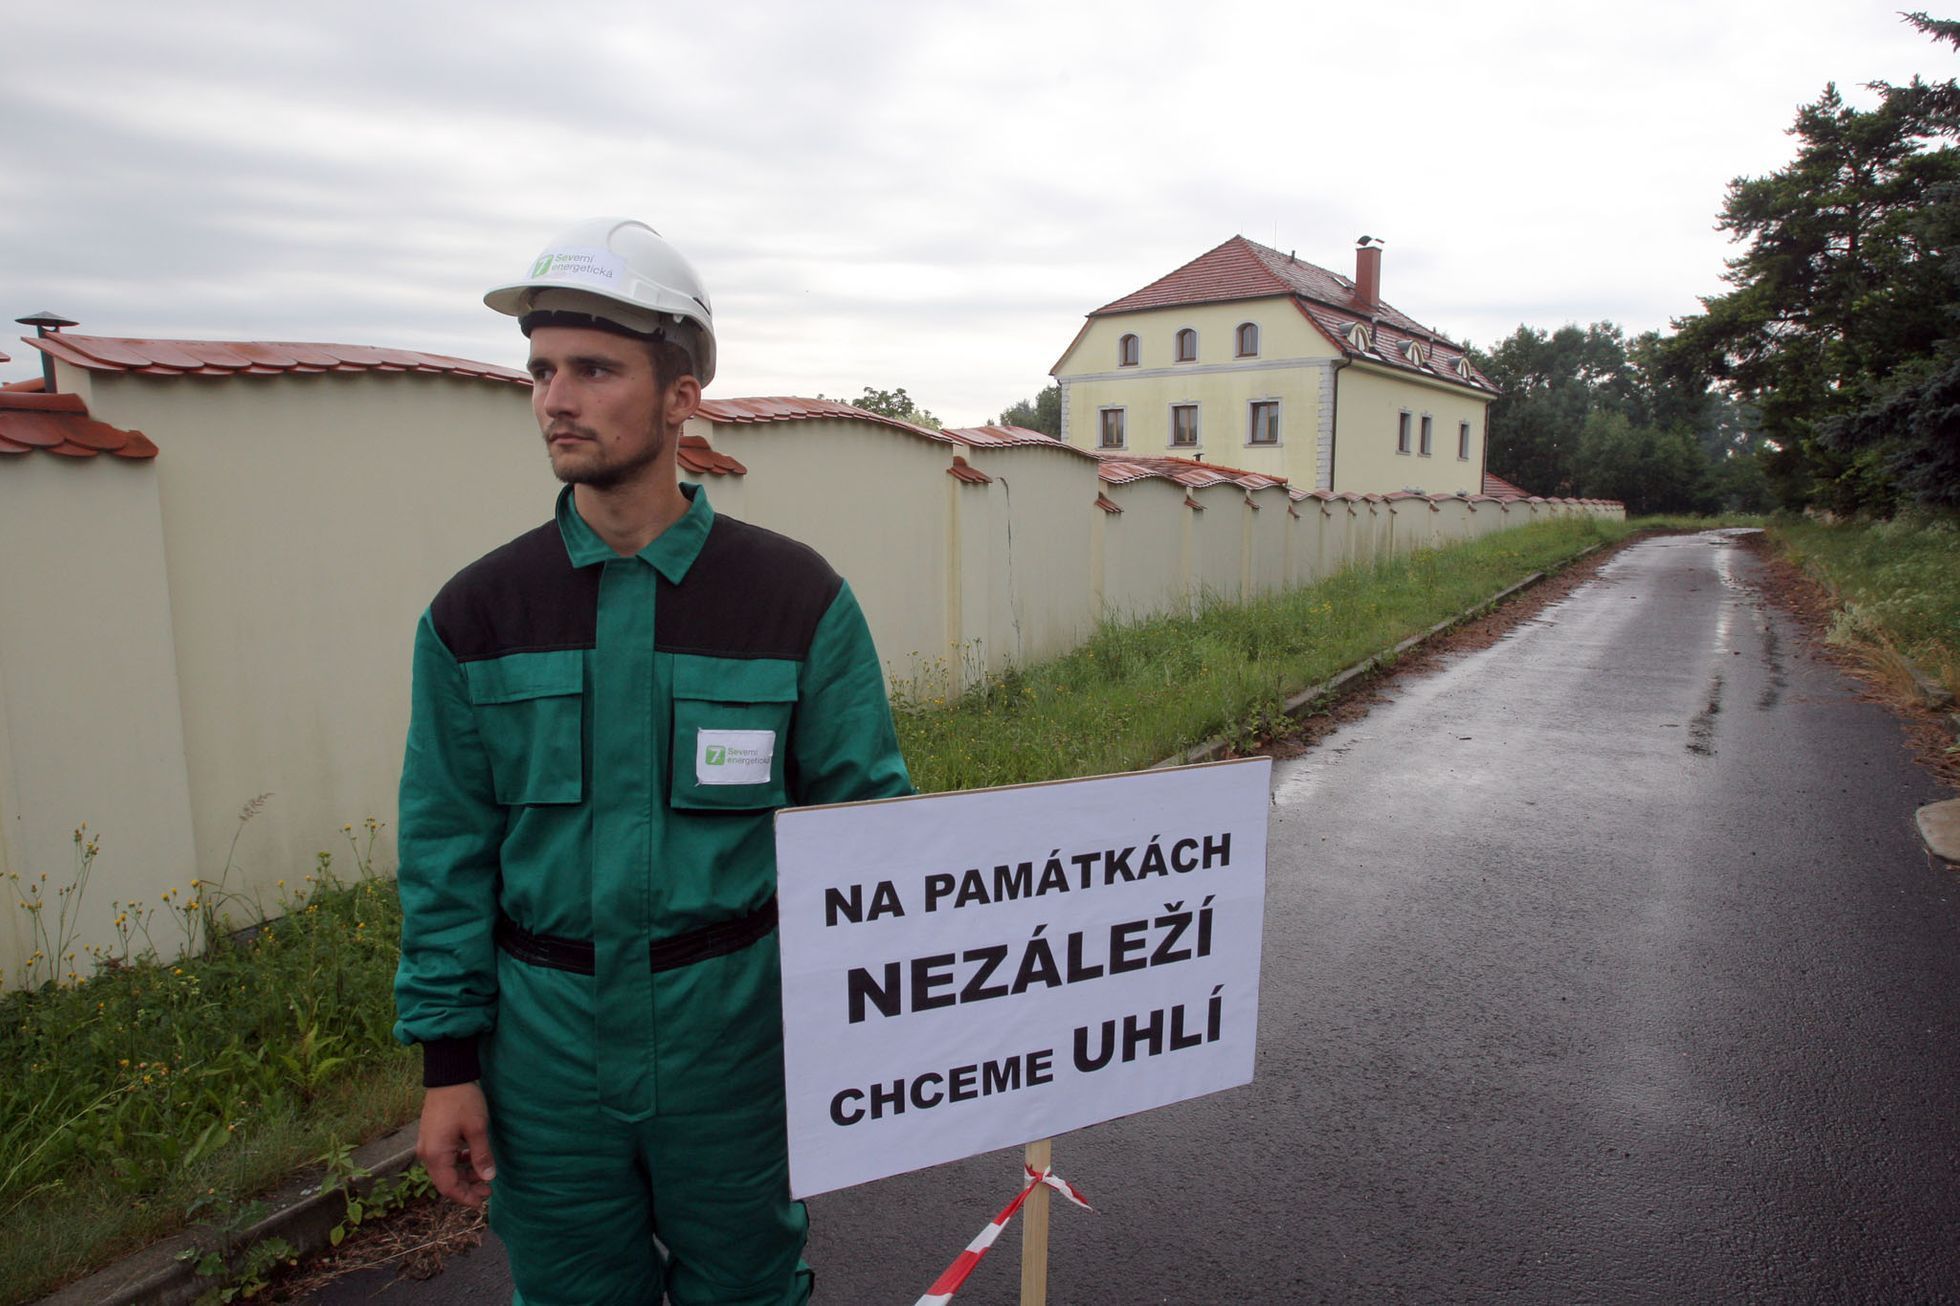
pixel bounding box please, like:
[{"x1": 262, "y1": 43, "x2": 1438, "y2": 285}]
[{"x1": 322, "y1": 531, "x2": 1960, "y2": 1303}]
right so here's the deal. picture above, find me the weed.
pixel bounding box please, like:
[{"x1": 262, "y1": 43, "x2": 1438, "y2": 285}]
[
  {"x1": 1771, "y1": 513, "x2": 1960, "y2": 700},
  {"x1": 6, "y1": 827, "x2": 101, "y2": 990},
  {"x1": 0, "y1": 822, "x2": 412, "y2": 1304}
]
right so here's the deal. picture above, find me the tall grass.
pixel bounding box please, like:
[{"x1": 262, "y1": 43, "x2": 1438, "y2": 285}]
[
  {"x1": 896, "y1": 516, "x2": 1633, "y2": 792},
  {"x1": 0, "y1": 830, "x2": 416, "y2": 1304},
  {"x1": 1768, "y1": 512, "x2": 1960, "y2": 699}
]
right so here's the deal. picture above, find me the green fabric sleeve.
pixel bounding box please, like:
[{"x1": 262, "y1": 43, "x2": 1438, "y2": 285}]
[
  {"x1": 392, "y1": 608, "x2": 504, "y2": 1071},
  {"x1": 791, "y1": 582, "x2": 914, "y2": 806}
]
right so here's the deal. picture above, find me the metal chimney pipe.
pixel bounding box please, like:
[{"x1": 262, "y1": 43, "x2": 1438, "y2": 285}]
[{"x1": 16, "y1": 311, "x2": 78, "y2": 393}]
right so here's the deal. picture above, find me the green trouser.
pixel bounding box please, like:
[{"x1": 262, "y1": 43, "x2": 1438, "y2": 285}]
[{"x1": 482, "y1": 940, "x2": 812, "y2": 1306}]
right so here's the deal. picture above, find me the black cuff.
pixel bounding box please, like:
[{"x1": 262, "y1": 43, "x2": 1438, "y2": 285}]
[{"x1": 420, "y1": 1036, "x2": 482, "y2": 1087}]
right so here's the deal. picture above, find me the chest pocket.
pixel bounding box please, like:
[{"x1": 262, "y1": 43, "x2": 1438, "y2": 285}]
[
  {"x1": 463, "y1": 650, "x2": 585, "y2": 806},
  {"x1": 670, "y1": 654, "x2": 798, "y2": 811}
]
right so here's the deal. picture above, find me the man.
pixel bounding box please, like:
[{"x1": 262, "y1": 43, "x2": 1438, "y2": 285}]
[{"x1": 393, "y1": 217, "x2": 911, "y2": 1305}]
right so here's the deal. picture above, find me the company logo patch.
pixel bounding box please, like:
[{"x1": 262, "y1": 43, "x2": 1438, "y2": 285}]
[
  {"x1": 529, "y1": 246, "x2": 626, "y2": 287},
  {"x1": 696, "y1": 730, "x2": 774, "y2": 786}
]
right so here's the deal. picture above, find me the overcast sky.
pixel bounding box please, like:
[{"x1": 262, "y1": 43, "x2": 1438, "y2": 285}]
[{"x1": 1, "y1": 1, "x2": 1946, "y2": 424}]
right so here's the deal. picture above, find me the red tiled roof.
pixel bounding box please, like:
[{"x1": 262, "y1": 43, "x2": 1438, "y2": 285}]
[
  {"x1": 0, "y1": 390, "x2": 157, "y2": 460},
  {"x1": 26, "y1": 333, "x2": 529, "y2": 385},
  {"x1": 1093, "y1": 452, "x2": 1287, "y2": 492},
  {"x1": 1095, "y1": 493, "x2": 1122, "y2": 514},
  {"x1": 941, "y1": 423, "x2": 1078, "y2": 451},
  {"x1": 677, "y1": 434, "x2": 745, "y2": 477},
  {"x1": 1482, "y1": 471, "x2": 1532, "y2": 498},
  {"x1": 1081, "y1": 236, "x2": 1498, "y2": 396},
  {"x1": 947, "y1": 455, "x2": 992, "y2": 485},
  {"x1": 2, "y1": 377, "x2": 44, "y2": 392},
  {"x1": 695, "y1": 396, "x2": 951, "y2": 444}
]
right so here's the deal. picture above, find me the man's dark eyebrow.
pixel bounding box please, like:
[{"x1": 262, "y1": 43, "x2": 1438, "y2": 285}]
[{"x1": 529, "y1": 349, "x2": 630, "y2": 372}]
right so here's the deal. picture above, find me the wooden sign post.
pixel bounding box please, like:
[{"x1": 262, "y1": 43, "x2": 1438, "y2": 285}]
[{"x1": 1019, "y1": 1138, "x2": 1053, "y2": 1306}]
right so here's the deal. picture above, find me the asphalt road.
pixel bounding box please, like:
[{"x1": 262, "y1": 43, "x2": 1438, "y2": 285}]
[{"x1": 320, "y1": 530, "x2": 1960, "y2": 1304}]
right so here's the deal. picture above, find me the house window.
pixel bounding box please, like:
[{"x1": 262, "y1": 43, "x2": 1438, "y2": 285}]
[
  {"x1": 1458, "y1": 421, "x2": 1471, "y2": 460},
  {"x1": 1118, "y1": 334, "x2": 1139, "y2": 367},
  {"x1": 1248, "y1": 400, "x2": 1279, "y2": 445},
  {"x1": 1174, "y1": 328, "x2": 1198, "y2": 362},
  {"x1": 1099, "y1": 407, "x2": 1126, "y2": 449},
  {"x1": 1419, "y1": 415, "x2": 1433, "y2": 456},
  {"x1": 1397, "y1": 411, "x2": 1412, "y2": 454},
  {"x1": 1170, "y1": 403, "x2": 1199, "y2": 448},
  {"x1": 1235, "y1": 323, "x2": 1259, "y2": 357}
]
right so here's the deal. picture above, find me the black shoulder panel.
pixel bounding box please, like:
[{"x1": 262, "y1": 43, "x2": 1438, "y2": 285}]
[
  {"x1": 429, "y1": 522, "x2": 601, "y2": 662},
  {"x1": 656, "y1": 515, "x2": 843, "y2": 660}
]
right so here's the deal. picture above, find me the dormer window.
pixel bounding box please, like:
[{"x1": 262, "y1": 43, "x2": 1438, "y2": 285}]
[
  {"x1": 1404, "y1": 340, "x2": 1426, "y2": 367},
  {"x1": 1174, "y1": 328, "x2": 1198, "y2": 362},
  {"x1": 1118, "y1": 333, "x2": 1140, "y2": 367},
  {"x1": 1235, "y1": 322, "x2": 1259, "y2": 357},
  {"x1": 1453, "y1": 356, "x2": 1473, "y2": 380},
  {"x1": 1346, "y1": 322, "x2": 1371, "y2": 352}
]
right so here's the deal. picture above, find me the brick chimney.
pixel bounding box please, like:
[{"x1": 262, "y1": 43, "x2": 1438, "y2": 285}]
[{"x1": 1354, "y1": 239, "x2": 1381, "y2": 312}]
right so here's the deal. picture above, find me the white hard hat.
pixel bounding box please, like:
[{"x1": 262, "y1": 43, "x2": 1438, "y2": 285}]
[{"x1": 485, "y1": 217, "x2": 717, "y2": 385}]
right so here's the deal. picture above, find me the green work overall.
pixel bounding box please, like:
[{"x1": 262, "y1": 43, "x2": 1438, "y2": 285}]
[{"x1": 394, "y1": 484, "x2": 911, "y2": 1305}]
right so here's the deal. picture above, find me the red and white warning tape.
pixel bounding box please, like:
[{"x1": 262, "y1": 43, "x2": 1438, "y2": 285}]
[{"x1": 914, "y1": 1164, "x2": 1094, "y2": 1306}]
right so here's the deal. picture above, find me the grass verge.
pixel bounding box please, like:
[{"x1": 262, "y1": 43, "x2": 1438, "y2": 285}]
[
  {"x1": 0, "y1": 837, "x2": 418, "y2": 1305},
  {"x1": 1765, "y1": 513, "x2": 1960, "y2": 701}
]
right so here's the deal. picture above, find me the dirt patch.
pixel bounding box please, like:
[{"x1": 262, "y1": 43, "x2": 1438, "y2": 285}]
[
  {"x1": 1735, "y1": 532, "x2": 1960, "y2": 792},
  {"x1": 1259, "y1": 534, "x2": 1644, "y2": 759},
  {"x1": 263, "y1": 1196, "x2": 485, "y2": 1303}
]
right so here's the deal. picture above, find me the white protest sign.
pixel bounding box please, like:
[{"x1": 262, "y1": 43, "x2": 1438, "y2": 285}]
[{"x1": 774, "y1": 758, "x2": 1270, "y2": 1198}]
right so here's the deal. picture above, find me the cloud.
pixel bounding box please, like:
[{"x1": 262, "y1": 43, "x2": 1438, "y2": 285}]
[{"x1": 1, "y1": 0, "x2": 1945, "y2": 422}]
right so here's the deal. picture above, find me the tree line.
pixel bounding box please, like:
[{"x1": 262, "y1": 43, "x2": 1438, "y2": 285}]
[{"x1": 1484, "y1": 12, "x2": 1957, "y2": 516}]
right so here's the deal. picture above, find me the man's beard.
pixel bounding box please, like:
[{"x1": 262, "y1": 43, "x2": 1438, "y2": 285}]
[{"x1": 548, "y1": 421, "x2": 668, "y2": 490}]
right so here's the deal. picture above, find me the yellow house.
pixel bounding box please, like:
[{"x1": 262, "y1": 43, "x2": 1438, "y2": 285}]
[{"x1": 1051, "y1": 236, "x2": 1499, "y2": 496}]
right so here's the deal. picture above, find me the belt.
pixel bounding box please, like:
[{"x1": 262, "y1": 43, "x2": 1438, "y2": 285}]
[{"x1": 495, "y1": 899, "x2": 778, "y2": 976}]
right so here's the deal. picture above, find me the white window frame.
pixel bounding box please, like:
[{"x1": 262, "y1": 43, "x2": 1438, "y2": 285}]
[
  {"x1": 1174, "y1": 327, "x2": 1198, "y2": 363},
  {"x1": 1099, "y1": 406, "x2": 1127, "y2": 450},
  {"x1": 1419, "y1": 413, "x2": 1434, "y2": 457},
  {"x1": 1246, "y1": 398, "x2": 1281, "y2": 447},
  {"x1": 1169, "y1": 402, "x2": 1201, "y2": 450},
  {"x1": 1396, "y1": 410, "x2": 1412, "y2": 455},
  {"x1": 1458, "y1": 421, "x2": 1472, "y2": 461}
]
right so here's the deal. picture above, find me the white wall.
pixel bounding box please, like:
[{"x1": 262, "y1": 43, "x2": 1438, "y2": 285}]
[
  {"x1": 0, "y1": 456, "x2": 198, "y2": 980},
  {"x1": 3, "y1": 363, "x2": 1622, "y2": 984},
  {"x1": 78, "y1": 369, "x2": 546, "y2": 916}
]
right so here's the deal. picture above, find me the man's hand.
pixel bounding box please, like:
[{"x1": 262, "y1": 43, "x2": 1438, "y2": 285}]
[{"x1": 418, "y1": 1082, "x2": 497, "y2": 1209}]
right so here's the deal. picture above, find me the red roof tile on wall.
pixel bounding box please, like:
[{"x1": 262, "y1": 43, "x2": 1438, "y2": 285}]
[
  {"x1": 696, "y1": 396, "x2": 951, "y2": 443},
  {"x1": 677, "y1": 435, "x2": 745, "y2": 477},
  {"x1": 0, "y1": 390, "x2": 157, "y2": 460},
  {"x1": 26, "y1": 334, "x2": 529, "y2": 385},
  {"x1": 947, "y1": 455, "x2": 992, "y2": 485},
  {"x1": 1482, "y1": 471, "x2": 1532, "y2": 499},
  {"x1": 941, "y1": 424, "x2": 1082, "y2": 452},
  {"x1": 1093, "y1": 452, "x2": 1287, "y2": 492}
]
